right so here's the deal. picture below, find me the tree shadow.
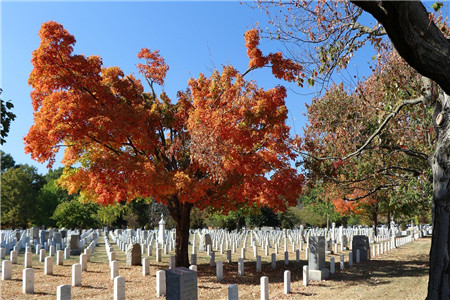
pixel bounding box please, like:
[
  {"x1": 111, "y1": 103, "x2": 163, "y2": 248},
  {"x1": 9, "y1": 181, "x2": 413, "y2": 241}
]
[
  {"x1": 331, "y1": 256, "x2": 429, "y2": 287},
  {"x1": 196, "y1": 260, "x2": 307, "y2": 285},
  {"x1": 82, "y1": 284, "x2": 108, "y2": 290},
  {"x1": 194, "y1": 250, "x2": 429, "y2": 287}
]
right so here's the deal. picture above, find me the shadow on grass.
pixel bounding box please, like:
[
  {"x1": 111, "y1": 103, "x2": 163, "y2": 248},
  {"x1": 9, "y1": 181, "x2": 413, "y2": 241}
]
[
  {"x1": 194, "y1": 251, "x2": 429, "y2": 286},
  {"x1": 33, "y1": 291, "x2": 53, "y2": 296},
  {"x1": 332, "y1": 256, "x2": 429, "y2": 287},
  {"x1": 83, "y1": 284, "x2": 108, "y2": 290}
]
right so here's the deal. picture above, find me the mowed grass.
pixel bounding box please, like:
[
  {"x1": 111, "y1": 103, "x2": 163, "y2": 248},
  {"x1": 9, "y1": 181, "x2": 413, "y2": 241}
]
[{"x1": 0, "y1": 235, "x2": 430, "y2": 299}]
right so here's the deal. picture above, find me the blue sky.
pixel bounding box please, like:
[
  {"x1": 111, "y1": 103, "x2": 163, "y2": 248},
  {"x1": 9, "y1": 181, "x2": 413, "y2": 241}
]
[{"x1": 1, "y1": 1, "x2": 375, "y2": 174}]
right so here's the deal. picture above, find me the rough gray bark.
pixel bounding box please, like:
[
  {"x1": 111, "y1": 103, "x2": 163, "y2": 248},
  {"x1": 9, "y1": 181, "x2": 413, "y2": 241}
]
[
  {"x1": 352, "y1": 1, "x2": 450, "y2": 95},
  {"x1": 351, "y1": 2, "x2": 450, "y2": 299}
]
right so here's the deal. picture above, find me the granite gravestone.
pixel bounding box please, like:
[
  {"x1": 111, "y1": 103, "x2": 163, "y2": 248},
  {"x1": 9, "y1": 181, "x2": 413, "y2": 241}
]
[
  {"x1": 308, "y1": 236, "x2": 325, "y2": 270},
  {"x1": 352, "y1": 235, "x2": 370, "y2": 262},
  {"x1": 126, "y1": 243, "x2": 141, "y2": 266},
  {"x1": 53, "y1": 232, "x2": 62, "y2": 245},
  {"x1": 308, "y1": 236, "x2": 329, "y2": 281},
  {"x1": 166, "y1": 267, "x2": 198, "y2": 300},
  {"x1": 199, "y1": 234, "x2": 212, "y2": 252},
  {"x1": 40, "y1": 229, "x2": 48, "y2": 246},
  {"x1": 68, "y1": 234, "x2": 81, "y2": 255},
  {"x1": 30, "y1": 227, "x2": 39, "y2": 240}
]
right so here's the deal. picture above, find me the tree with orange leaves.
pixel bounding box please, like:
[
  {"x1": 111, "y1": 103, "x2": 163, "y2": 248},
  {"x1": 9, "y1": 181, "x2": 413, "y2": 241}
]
[{"x1": 24, "y1": 22, "x2": 304, "y2": 267}]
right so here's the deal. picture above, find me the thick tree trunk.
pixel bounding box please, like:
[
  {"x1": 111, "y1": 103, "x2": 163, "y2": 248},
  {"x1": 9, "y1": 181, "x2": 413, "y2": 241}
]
[
  {"x1": 428, "y1": 201, "x2": 450, "y2": 299},
  {"x1": 350, "y1": 2, "x2": 450, "y2": 298},
  {"x1": 168, "y1": 196, "x2": 193, "y2": 268},
  {"x1": 352, "y1": 1, "x2": 450, "y2": 95},
  {"x1": 427, "y1": 93, "x2": 450, "y2": 299}
]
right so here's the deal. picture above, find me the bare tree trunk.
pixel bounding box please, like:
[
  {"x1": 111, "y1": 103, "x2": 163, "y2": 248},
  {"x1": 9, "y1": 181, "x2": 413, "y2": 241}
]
[{"x1": 427, "y1": 93, "x2": 450, "y2": 299}]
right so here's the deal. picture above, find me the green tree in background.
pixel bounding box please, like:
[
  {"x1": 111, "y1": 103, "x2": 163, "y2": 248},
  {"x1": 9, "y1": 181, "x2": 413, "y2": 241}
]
[
  {"x1": 52, "y1": 199, "x2": 100, "y2": 229},
  {"x1": 34, "y1": 168, "x2": 76, "y2": 227},
  {"x1": 1, "y1": 151, "x2": 15, "y2": 173},
  {"x1": 1, "y1": 164, "x2": 44, "y2": 228}
]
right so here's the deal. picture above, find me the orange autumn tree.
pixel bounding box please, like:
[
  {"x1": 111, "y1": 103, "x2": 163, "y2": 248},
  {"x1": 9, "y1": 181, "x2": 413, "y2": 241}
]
[{"x1": 24, "y1": 22, "x2": 304, "y2": 267}]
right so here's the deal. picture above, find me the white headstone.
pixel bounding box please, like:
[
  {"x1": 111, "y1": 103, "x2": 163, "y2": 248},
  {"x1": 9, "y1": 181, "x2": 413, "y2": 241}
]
[
  {"x1": 156, "y1": 248, "x2": 162, "y2": 263},
  {"x1": 240, "y1": 247, "x2": 245, "y2": 260},
  {"x1": 23, "y1": 268, "x2": 34, "y2": 294},
  {"x1": 110, "y1": 251, "x2": 116, "y2": 262},
  {"x1": 111, "y1": 260, "x2": 119, "y2": 280},
  {"x1": 10, "y1": 250, "x2": 17, "y2": 264},
  {"x1": 114, "y1": 276, "x2": 125, "y2": 300},
  {"x1": 303, "y1": 265, "x2": 309, "y2": 286},
  {"x1": 45, "y1": 256, "x2": 53, "y2": 275},
  {"x1": 284, "y1": 270, "x2": 291, "y2": 294},
  {"x1": 260, "y1": 276, "x2": 269, "y2": 300},
  {"x1": 216, "y1": 261, "x2": 223, "y2": 281},
  {"x1": 57, "y1": 284, "x2": 71, "y2": 300},
  {"x1": 57, "y1": 250, "x2": 64, "y2": 265},
  {"x1": 156, "y1": 270, "x2": 166, "y2": 297},
  {"x1": 80, "y1": 254, "x2": 87, "y2": 271},
  {"x1": 2, "y1": 260, "x2": 12, "y2": 280},
  {"x1": 64, "y1": 247, "x2": 71, "y2": 259},
  {"x1": 72, "y1": 264, "x2": 81, "y2": 286},
  {"x1": 24, "y1": 252, "x2": 32, "y2": 268},
  {"x1": 340, "y1": 254, "x2": 345, "y2": 270},
  {"x1": 142, "y1": 257, "x2": 150, "y2": 276}
]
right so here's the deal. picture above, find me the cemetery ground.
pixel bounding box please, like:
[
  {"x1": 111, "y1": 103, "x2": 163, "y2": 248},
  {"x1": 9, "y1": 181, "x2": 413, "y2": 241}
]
[{"x1": 1, "y1": 235, "x2": 430, "y2": 299}]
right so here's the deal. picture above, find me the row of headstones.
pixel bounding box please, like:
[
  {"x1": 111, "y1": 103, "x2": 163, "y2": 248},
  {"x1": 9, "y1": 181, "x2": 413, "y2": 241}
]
[
  {"x1": 7, "y1": 268, "x2": 125, "y2": 300},
  {"x1": 7, "y1": 230, "x2": 416, "y2": 299},
  {"x1": 0, "y1": 228, "x2": 102, "y2": 259},
  {"x1": 212, "y1": 234, "x2": 418, "y2": 300},
  {"x1": 110, "y1": 227, "x2": 176, "y2": 248},
  {"x1": 1, "y1": 234, "x2": 99, "y2": 298}
]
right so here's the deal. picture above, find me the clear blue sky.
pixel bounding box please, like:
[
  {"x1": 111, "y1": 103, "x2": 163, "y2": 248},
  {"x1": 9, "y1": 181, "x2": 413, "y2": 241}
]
[{"x1": 1, "y1": 1, "x2": 373, "y2": 174}]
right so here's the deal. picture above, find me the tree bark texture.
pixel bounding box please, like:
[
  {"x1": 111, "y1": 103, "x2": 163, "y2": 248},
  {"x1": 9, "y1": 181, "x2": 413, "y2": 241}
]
[
  {"x1": 352, "y1": 1, "x2": 450, "y2": 95},
  {"x1": 428, "y1": 93, "x2": 450, "y2": 299},
  {"x1": 168, "y1": 197, "x2": 193, "y2": 268},
  {"x1": 351, "y1": 2, "x2": 450, "y2": 299}
]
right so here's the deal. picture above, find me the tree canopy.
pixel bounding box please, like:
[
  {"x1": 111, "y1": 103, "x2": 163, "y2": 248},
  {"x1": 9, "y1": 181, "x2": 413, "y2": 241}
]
[{"x1": 24, "y1": 21, "x2": 304, "y2": 267}]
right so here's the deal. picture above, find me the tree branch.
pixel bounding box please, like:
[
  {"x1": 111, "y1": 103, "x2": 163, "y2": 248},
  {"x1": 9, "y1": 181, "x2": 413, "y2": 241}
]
[
  {"x1": 343, "y1": 183, "x2": 398, "y2": 201},
  {"x1": 351, "y1": 1, "x2": 450, "y2": 94},
  {"x1": 297, "y1": 96, "x2": 424, "y2": 161}
]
